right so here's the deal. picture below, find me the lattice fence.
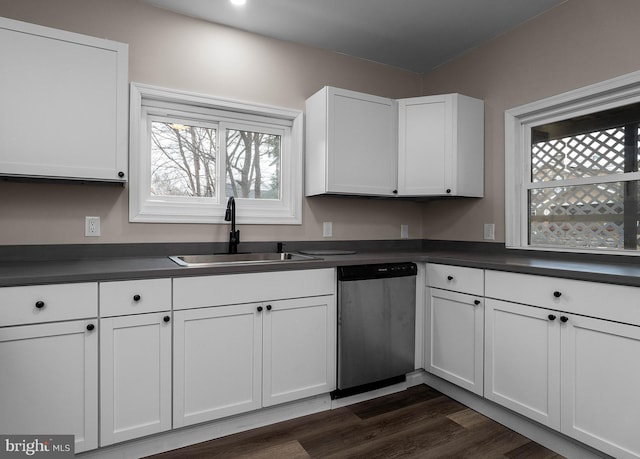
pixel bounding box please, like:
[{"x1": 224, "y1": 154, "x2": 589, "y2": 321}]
[{"x1": 530, "y1": 127, "x2": 637, "y2": 249}]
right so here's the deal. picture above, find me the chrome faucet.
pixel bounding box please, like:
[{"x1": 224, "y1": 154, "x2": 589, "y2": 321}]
[{"x1": 224, "y1": 196, "x2": 240, "y2": 254}]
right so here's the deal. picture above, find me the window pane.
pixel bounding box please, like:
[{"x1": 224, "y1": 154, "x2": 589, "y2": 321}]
[
  {"x1": 531, "y1": 103, "x2": 640, "y2": 183},
  {"x1": 531, "y1": 128, "x2": 628, "y2": 182},
  {"x1": 226, "y1": 129, "x2": 281, "y2": 199},
  {"x1": 529, "y1": 182, "x2": 639, "y2": 249},
  {"x1": 150, "y1": 121, "x2": 216, "y2": 197}
]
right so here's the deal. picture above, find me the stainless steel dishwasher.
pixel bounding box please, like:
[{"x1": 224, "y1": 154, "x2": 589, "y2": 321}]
[{"x1": 333, "y1": 262, "x2": 417, "y2": 398}]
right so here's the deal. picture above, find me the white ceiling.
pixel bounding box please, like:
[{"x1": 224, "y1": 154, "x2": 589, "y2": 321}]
[{"x1": 143, "y1": 0, "x2": 565, "y2": 74}]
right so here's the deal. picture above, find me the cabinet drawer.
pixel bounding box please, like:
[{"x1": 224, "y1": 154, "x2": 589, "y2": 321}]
[
  {"x1": 426, "y1": 263, "x2": 484, "y2": 295},
  {"x1": 485, "y1": 270, "x2": 640, "y2": 326},
  {"x1": 100, "y1": 279, "x2": 171, "y2": 317},
  {"x1": 174, "y1": 269, "x2": 335, "y2": 310},
  {"x1": 0, "y1": 283, "x2": 98, "y2": 326}
]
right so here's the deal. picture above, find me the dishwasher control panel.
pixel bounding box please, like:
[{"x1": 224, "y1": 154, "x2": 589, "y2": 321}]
[{"x1": 338, "y1": 262, "x2": 417, "y2": 281}]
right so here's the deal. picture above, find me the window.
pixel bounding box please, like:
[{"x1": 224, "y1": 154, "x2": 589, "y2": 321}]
[
  {"x1": 506, "y1": 71, "x2": 640, "y2": 254},
  {"x1": 129, "y1": 83, "x2": 302, "y2": 224}
]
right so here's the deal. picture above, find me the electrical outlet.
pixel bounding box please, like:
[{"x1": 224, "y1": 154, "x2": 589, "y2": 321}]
[
  {"x1": 85, "y1": 216, "x2": 101, "y2": 237},
  {"x1": 323, "y1": 221, "x2": 333, "y2": 238},
  {"x1": 484, "y1": 223, "x2": 495, "y2": 240},
  {"x1": 400, "y1": 224, "x2": 409, "y2": 239}
]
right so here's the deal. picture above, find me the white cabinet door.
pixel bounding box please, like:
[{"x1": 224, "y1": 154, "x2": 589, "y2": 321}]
[
  {"x1": 305, "y1": 86, "x2": 397, "y2": 196},
  {"x1": 484, "y1": 299, "x2": 561, "y2": 429},
  {"x1": 399, "y1": 97, "x2": 448, "y2": 195},
  {"x1": 425, "y1": 288, "x2": 484, "y2": 395},
  {"x1": 173, "y1": 304, "x2": 262, "y2": 427},
  {"x1": 0, "y1": 17, "x2": 128, "y2": 182},
  {"x1": 561, "y1": 314, "x2": 640, "y2": 459},
  {"x1": 100, "y1": 312, "x2": 172, "y2": 446},
  {"x1": 0, "y1": 320, "x2": 98, "y2": 453},
  {"x1": 262, "y1": 295, "x2": 336, "y2": 406},
  {"x1": 398, "y1": 93, "x2": 483, "y2": 197}
]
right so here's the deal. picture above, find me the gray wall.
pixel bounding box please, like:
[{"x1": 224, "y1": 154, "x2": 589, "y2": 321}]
[
  {"x1": 1, "y1": 0, "x2": 635, "y2": 246},
  {"x1": 420, "y1": 0, "x2": 640, "y2": 243}
]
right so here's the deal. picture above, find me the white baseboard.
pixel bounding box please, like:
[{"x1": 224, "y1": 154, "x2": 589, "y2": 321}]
[
  {"x1": 78, "y1": 395, "x2": 330, "y2": 459},
  {"x1": 79, "y1": 371, "x2": 610, "y2": 459},
  {"x1": 421, "y1": 371, "x2": 610, "y2": 459}
]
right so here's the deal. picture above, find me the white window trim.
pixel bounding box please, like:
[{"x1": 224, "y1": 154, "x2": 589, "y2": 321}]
[
  {"x1": 505, "y1": 70, "x2": 640, "y2": 254},
  {"x1": 129, "y1": 82, "x2": 303, "y2": 224}
]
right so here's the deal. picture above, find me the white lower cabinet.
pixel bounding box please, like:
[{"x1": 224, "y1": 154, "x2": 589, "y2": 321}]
[
  {"x1": 426, "y1": 288, "x2": 484, "y2": 395},
  {"x1": 0, "y1": 320, "x2": 98, "y2": 453},
  {"x1": 484, "y1": 299, "x2": 561, "y2": 428},
  {"x1": 99, "y1": 312, "x2": 172, "y2": 445},
  {"x1": 173, "y1": 302, "x2": 262, "y2": 427},
  {"x1": 262, "y1": 296, "x2": 336, "y2": 407},
  {"x1": 560, "y1": 314, "x2": 640, "y2": 459},
  {"x1": 173, "y1": 295, "x2": 336, "y2": 428},
  {"x1": 99, "y1": 278, "x2": 173, "y2": 446},
  {"x1": 0, "y1": 282, "x2": 98, "y2": 453},
  {"x1": 425, "y1": 264, "x2": 484, "y2": 395},
  {"x1": 485, "y1": 270, "x2": 640, "y2": 459}
]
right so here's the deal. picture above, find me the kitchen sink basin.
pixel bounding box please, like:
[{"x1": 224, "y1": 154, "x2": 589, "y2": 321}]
[{"x1": 168, "y1": 252, "x2": 320, "y2": 267}]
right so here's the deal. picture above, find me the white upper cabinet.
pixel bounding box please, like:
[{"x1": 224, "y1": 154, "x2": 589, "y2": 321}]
[
  {"x1": 0, "y1": 17, "x2": 128, "y2": 182},
  {"x1": 305, "y1": 86, "x2": 398, "y2": 196},
  {"x1": 304, "y1": 87, "x2": 484, "y2": 198},
  {"x1": 398, "y1": 93, "x2": 484, "y2": 197}
]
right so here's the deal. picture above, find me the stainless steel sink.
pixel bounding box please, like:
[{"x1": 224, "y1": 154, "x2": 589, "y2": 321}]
[{"x1": 168, "y1": 252, "x2": 320, "y2": 267}]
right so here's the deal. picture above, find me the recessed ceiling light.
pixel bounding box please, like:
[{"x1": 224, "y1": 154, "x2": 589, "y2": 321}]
[{"x1": 230, "y1": 0, "x2": 246, "y2": 6}]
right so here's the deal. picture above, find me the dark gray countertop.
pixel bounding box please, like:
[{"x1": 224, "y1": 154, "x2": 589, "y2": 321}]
[{"x1": 2, "y1": 246, "x2": 640, "y2": 287}]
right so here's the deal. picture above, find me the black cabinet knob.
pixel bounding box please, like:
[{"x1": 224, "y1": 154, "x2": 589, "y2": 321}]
[
  {"x1": 474, "y1": 300, "x2": 481, "y2": 306},
  {"x1": 392, "y1": 189, "x2": 398, "y2": 194},
  {"x1": 266, "y1": 305, "x2": 272, "y2": 311},
  {"x1": 35, "y1": 300, "x2": 45, "y2": 309},
  {"x1": 86, "y1": 323, "x2": 95, "y2": 331},
  {"x1": 446, "y1": 189, "x2": 451, "y2": 194},
  {"x1": 548, "y1": 314, "x2": 556, "y2": 321},
  {"x1": 447, "y1": 275, "x2": 454, "y2": 281},
  {"x1": 133, "y1": 294, "x2": 141, "y2": 302},
  {"x1": 163, "y1": 315, "x2": 171, "y2": 323},
  {"x1": 560, "y1": 316, "x2": 569, "y2": 323},
  {"x1": 257, "y1": 306, "x2": 263, "y2": 312},
  {"x1": 553, "y1": 291, "x2": 562, "y2": 298},
  {"x1": 118, "y1": 171, "x2": 125, "y2": 178}
]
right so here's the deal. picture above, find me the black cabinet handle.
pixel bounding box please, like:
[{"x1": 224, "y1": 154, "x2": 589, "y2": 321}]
[
  {"x1": 553, "y1": 291, "x2": 562, "y2": 298},
  {"x1": 133, "y1": 294, "x2": 141, "y2": 302},
  {"x1": 560, "y1": 316, "x2": 569, "y2": 323},
  {"x1": 474, "y1": 300, "x2": 481, "y2": 306},
  {"x1": 392, "y1": 189, "x2": 398, "y2": 194},
  {"x1": 163, "y1": 315, "x2": 171, "y2": 323},
  {"x1": 548, "y1": 314, "x2": 556, "y2": 321},
  {"x1": 35, "y1": 300, "x2": 45, "y2": 309},
  {"x1": 266, "y1": 305, "x2": 272, "y2": 311},
  {"x1": 447, "y1": 275, "x2": 454, "y2": 281},
  {"x1": 86, "y1": 323, "x2": 95, "y2": 331},
  {"x1": 257, "y1": 306, "x2": 263, "y2": 312},
  {"x1": 118, "y1": 171, "x2": 125, "y2": 178},
  {"x1": 446, "y1": 189, "x2": 451, "y2": 194}
]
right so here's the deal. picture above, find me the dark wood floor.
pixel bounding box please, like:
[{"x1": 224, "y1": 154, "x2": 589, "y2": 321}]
[{"x1": 147, "y1": 385, "x2": 564, "y2": 458}]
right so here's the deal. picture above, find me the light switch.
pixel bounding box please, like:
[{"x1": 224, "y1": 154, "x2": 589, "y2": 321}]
[{"x1": 323, "y1": 221, "x2": 333, "y2": 238}]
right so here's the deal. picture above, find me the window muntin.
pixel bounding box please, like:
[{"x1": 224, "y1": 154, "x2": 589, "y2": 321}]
[
  {"x1": 129, "y1": 83, "x2": 302, "y2": 224},
  {"x1": 505, "y1": 71, "x2": 640, "y2": 254}
]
